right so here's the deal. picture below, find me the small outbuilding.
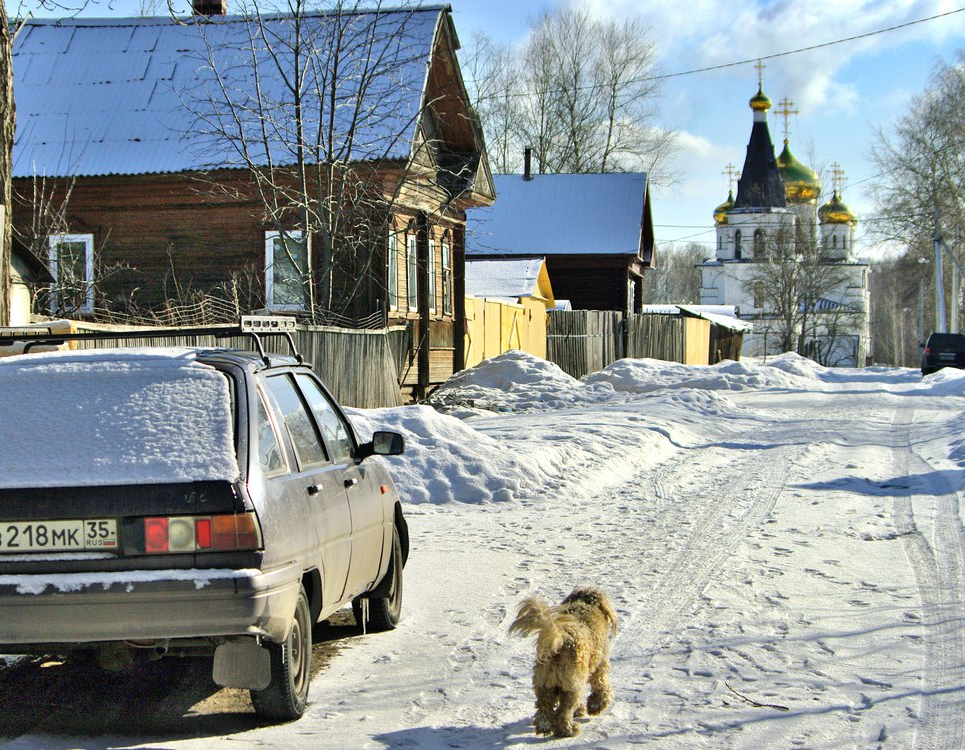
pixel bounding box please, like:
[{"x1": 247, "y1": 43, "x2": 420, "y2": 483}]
[
  {"x1": 635, "y1": 304, "x2": 751, "y2": 365},
  {"x1": 463, "y1": 257, "x2": 555, "y2": 367},
  {"x1": 466, "y1": 171, "x2": 654, "y2": 314}
]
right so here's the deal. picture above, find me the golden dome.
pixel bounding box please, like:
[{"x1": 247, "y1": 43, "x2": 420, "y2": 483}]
[
  {"x1": 749, "y1": 84, "x2": 772, "y2": 112},
  {"x1": 818, "y1": 190, "x2": 856, "y2": 224},
  {"x1": 777, "y1": 141, "x2": 821, "y2": 204},
  {"x1": 714, "y1": 190, "x2": 734, "y2": 225}
]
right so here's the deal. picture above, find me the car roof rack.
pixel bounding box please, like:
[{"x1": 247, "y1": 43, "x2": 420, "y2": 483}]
[{"x1": 0, "y1": 315, "x2": 303, "y2": 366}]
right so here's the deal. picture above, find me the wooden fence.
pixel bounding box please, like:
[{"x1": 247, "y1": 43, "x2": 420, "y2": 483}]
[
  {"x1": 546, "y1": 310, "x2": 624, "y2": 379},
  {"x1": 625, "y1": 314, "x2": 685, "y2": 364},
  {"x1": 71, "y1": 323, "x2": 406, "y2": 408},
  {"x1": 548, "y1": 310, "x2": 745, "y2": 379}
]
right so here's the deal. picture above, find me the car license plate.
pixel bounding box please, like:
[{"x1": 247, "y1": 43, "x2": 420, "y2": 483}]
[{"x1": 0, "y1": 519, "x2": 118, "y2": 552}]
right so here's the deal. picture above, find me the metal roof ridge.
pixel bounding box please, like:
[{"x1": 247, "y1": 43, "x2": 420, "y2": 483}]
[{"x1": 22, "y1": 5, "x2": 446, "y2": 27}]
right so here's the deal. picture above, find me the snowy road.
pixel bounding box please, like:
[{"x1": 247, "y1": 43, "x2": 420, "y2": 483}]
[{"x1": 4, "y1": 354, "x2": 965, "y2": 749}]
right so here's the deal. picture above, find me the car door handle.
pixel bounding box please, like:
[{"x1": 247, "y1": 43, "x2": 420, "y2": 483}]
[
  {"x1": 306, "y1": 484, "x2": 319, "y2": 496},
  {"x1": 344, "y1": 477, "x2": 358, "y2": 489}
]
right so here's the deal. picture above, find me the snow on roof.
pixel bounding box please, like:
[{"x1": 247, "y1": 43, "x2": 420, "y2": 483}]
[
  {"x1": 640, "y1": 304, "x2": 753, "y2": 332},
  {"x1": 0, "y1": 348, "x2": 239, "y2": 488},
  {"x1": 12, "y1": 8, "x2": 444, "y2": 178},
  {"x1": 465, "y1": 173, "x2": 649, "y2": 256},
  {"x1": 465, "y1": 257, "x2": 547, "y2": 300}
]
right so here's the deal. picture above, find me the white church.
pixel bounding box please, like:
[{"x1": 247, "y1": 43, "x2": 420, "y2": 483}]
[{"x1": 699, "y1": 82, "x2": 871, "y2": 366}]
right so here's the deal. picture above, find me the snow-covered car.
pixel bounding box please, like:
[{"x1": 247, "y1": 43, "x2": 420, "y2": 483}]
[
  {"x1": 0, "y1": 317, "x2": 407, "y2": 721},
  {"x1": 921, "y1": 332, "x2": 965, "y2": 375}
]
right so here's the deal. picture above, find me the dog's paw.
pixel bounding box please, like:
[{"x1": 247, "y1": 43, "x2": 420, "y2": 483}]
[
  {"x1": 587, "y1": 691, "x2": 612, "y2": 715},
  {"x1": 553, "y1": 721, "x2": 581, "y2": 738},
  {"x1": 534, "y1": 715, "x2": 553, "y2": 736}
]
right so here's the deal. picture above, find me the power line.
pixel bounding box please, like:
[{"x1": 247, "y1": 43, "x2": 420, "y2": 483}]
[
  {"x1": 466, "y1": 8, "x2": 965, "y2": 97},
  {"x1": 649, "y1": 8, "x2": 965, "y2": 82}
]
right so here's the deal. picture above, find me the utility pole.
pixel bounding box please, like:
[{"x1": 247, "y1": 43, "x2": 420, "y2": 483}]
[
  {"x1": 935, "y1": 207, "x2": 947, "y2": 333},
  {"x1": 952, "y1": 230, "x2": 960, "y2": 333}
]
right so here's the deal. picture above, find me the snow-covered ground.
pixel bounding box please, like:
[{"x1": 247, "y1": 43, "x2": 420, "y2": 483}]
[{"x1": 9, "y1": 351, "x2": 965, "y2": 749}]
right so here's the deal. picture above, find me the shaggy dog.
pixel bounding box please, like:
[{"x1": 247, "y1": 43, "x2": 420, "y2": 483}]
[{"x1": 509, "y1": 587, "x2": 618, "y2": 738}]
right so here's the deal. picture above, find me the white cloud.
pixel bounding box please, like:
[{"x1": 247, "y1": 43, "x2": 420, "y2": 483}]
[{"x1": 575, "y1": 0, "x2": 965, "y2": 110}]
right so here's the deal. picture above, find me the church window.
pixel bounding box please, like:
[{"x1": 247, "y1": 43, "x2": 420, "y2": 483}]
[
  {"x1": 734, "y1": 230, "x2": 742, "y2": 260},
  {"x1": 753, "y1": 228, "x2": 765, "y2": 257}
]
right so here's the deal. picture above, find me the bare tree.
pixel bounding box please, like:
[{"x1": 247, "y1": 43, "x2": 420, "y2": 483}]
[
  {"x1": 463, "y1": 4, "x2": 677, "y2": 182},
  {"x1": 461, "y1": 32, "x2": 521, "y2": 175},
  {"x1": 184, "y1": 0, "x2": 449, "y2": 321},
  {"x1": 0, "y1": 4, "x2": 16, "y2": 326},
  {"x1": 643, "y1": 242, "x2": 707, "y2": 304},
  {"x1": 747, "y1": 226, "x2": 858, "y2": 364},
  {"x1": 869, "y1": 51, "x2": 965, "y2": 341}
]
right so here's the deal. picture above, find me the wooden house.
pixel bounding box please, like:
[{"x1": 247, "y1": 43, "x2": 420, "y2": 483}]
[
  {"x1": 11, "y1": 3, "x2": 494, "y2": 400},
  {"x1": 465, "y1": 170, "x2": 654, "y2": 314}
]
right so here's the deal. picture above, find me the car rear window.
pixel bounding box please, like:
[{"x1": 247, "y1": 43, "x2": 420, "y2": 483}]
[
  {"x1": 0, "y1": 348, "x2": 240, "y2": 489},
  {"x1": 927, "y1": 334, "x2": 965, "y2": 352}
]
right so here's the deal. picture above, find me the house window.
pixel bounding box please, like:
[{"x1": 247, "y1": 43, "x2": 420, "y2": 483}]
[
  {"x1": 48, "y1": 233, "x2": 94, "y2": 314},
  {"x1": 428, "y1": 238, "x2": 436, "y2": 313},
  {"x1": 388, "y1": 230, "x2": 399, "y2": 310},
  {"x1": 406, "y1": 235, "x2": 418, "y2": 311},
  {"x1": 441, "y1": 240, "x2": 452, "y2": 316},
  {"x1": 265, "y1": 230, "x2": 308, "y2": 311}
]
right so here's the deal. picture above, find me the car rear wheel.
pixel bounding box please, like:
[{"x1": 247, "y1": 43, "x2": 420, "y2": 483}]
[
  {"x1": 353, "y1": 526, "x2": 403, "y2": 632},
  {"x1": 250, "y1": 583, "x2": 312, "y2": 721}
]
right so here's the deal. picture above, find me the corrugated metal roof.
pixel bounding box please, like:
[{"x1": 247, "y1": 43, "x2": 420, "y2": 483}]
[
  {"x1": 465, "y1": 173, "x2": 648, "y2": 257},
  {"x1": 13, "y1": 8, "x2": 444, "y2": 178},
  {"x1": 641, "y1": 304, "x2": 753, "y2": 332},
  {"x1": 465, "y1": 257, "x2": 546, "y2": 299}
]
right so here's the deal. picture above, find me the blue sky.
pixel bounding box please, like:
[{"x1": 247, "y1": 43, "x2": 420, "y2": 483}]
[
  {"x1": 448, "y1": 0, "x2": 965, "y2": 259},
  {"x1": 11, "y1": 0, "x2": 965, "y2": 258}
]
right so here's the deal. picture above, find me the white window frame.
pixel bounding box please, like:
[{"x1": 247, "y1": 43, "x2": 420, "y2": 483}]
[
  {"x1": 48, "y1": 233, "x2": 94, "y2": 315},
  {"x1": 441, "y1": 240, "x2": 452, "y2": 316},
  {"x1": 428, "y1": 238, "x2": 436, "y2": 313},
  {"x1": 265, "y1": 230, "x2": 309, "y2": 312},
  {"x1": 406, "y1": 235, "x2": 418, "y2": 311},
  {"x1": 388, "y1": 230, "x2": 399, "y2": 311}
]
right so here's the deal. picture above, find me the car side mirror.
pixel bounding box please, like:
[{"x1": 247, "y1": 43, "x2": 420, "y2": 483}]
[{"x1": 359, "y1": 430, "x2": 405, "y2": 459}]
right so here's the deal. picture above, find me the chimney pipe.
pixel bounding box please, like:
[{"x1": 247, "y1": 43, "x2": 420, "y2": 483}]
[
  {"x1": 524, "y1": 148, "x2": 532, "y2": 181},
  {"x1": 193, "y1": 0, "x2": 226, "y2": 15}
]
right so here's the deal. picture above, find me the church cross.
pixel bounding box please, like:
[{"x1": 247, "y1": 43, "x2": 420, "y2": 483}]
[
  {"x1": 754, "y1": 59, "x2": 765, "y2": 86},
  {"x1": 830, "y1": 162, "x2": 847, "y2": 194},
  {"x1": 774, "y1": 97, "x2": 798, "y2": 142},
  {"x1": 722, "y1": 163, "x2": 740, "y2": 192}
]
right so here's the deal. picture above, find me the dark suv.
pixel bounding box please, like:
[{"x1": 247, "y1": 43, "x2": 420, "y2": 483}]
[
  {"x1": 0, "y1": 317, "x2": 407, "y2": 720},
  {"x1": 921, "y1": 332, "x2": 965, "y2": 375}
]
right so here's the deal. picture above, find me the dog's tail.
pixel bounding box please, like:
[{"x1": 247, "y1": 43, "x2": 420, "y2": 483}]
[{"x1": 510, "y1": 596, "x2": 572, "y2": 660}]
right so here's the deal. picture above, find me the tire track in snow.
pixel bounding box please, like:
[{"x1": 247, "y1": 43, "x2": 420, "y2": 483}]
[
  {"x1": 597, "y1": 396, "x2": 875, "y2": 743},
  {"x1": 890, "y1": 404, "x2": 965, "y2": 750},
  {"x1": 614, "y1": 433, "x2": 805, "y2": 657}
]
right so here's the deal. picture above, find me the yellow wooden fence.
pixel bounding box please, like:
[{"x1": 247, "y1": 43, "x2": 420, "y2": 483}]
[{"x1": 464, "y1": 296, "x2": 548, "y2": 369}]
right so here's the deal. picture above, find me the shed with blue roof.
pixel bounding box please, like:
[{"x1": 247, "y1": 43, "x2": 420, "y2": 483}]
[{"x1": 465, "y1": 169, "x2": 654, "y2": 314}]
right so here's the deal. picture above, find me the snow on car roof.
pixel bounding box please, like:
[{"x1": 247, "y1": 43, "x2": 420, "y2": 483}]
[{"x1": 0, "y1": 347, "x2": 240, "y2": 489}]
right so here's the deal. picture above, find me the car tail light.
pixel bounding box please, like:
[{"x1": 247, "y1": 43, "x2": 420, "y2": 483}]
[{"x1": 143, "y1": 513, "x2": 261, "y2": 554}]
